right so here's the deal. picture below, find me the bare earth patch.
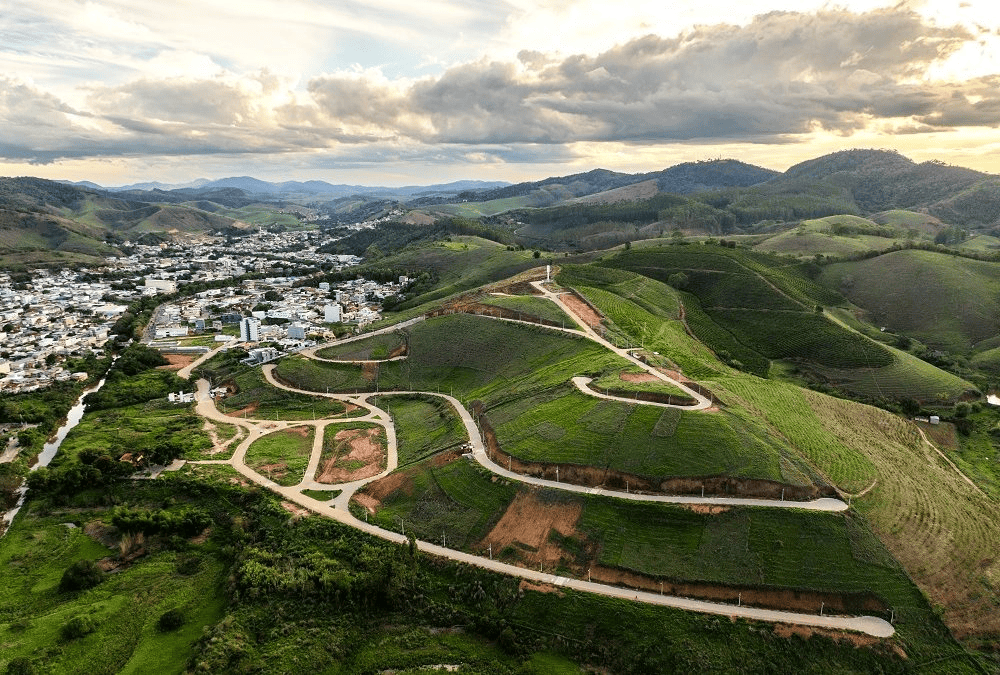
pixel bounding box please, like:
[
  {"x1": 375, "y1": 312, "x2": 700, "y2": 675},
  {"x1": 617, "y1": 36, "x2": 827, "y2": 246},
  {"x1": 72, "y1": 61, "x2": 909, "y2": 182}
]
[
  {"x1": 518, "y1": 579, "x2": 564, "y2": 596},
  {"x1": 357, "y1": 468, "x2": 416, "y2": 509},
  {"x1": 201, "y1": 420, "x2": 242, "y2": 456},
  {"x1": 560, "y1": 294, "x2": 602, "y2": 330},
  {"x1": 157, "y1": 353, "x2": 196, "y2": 371},
  {"x1": 682, "y1": 504, "x2": 731, "y2": 515},
  {"x1": 281, "y1": 501, "x2": 312, "y2": 517},
  {"x1": 257, "y1": 462, "x2": 288, "y2": 481},
  {"x1": 620, "y1": 371, "x2": 658, "y2": 383},
  {"x1": 480, "y1": 490, "x2": 582, "y2": 566},
  {"x1": 316, "y1": 427, "x2": 385, "y2": 483},
  {"x1": 772, "y1": 624, "x2": 905, "y2": 657}
]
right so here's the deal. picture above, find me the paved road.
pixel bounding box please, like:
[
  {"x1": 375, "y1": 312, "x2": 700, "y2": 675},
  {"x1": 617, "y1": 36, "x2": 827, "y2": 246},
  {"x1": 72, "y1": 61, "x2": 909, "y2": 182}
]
[
  {"x1": 530, "y1": 281, "x2": 714, "y2": 409},
  {"x1": 172, "y1": 305, "x2": 886, "y2": 637},
  {"x1": 299, "y1": 316, "x2": 425, "y2": 361},
  {"x1": 572, "y1": 375, "x2": 706, "y2": 410}
]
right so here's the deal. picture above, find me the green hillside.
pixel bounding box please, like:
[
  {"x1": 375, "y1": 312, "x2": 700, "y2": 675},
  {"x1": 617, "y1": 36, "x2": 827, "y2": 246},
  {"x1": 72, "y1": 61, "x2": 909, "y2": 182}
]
[{"x1": 819, "y1": 249, "x2": 1000, "y2": 353}]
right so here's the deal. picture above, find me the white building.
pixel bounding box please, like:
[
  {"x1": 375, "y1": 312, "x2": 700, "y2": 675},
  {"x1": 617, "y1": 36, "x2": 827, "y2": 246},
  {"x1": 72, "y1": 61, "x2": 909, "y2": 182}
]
[
  {"x1": 239, "y1": 317, "x2": 261, "y2": 342},
  {"x1": 324, "y1": 303, "x2": 342, "y2": 323},
  {"x1": 287, "y1": 323, "x2": 306, "y2": 340}
]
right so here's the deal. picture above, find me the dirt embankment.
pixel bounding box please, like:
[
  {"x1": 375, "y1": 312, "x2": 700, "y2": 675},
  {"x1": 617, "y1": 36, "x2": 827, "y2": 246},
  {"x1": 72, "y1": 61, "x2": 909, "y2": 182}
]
[
  {"x1": 352, "y1": 448, "x2": 463, "y2": 512},
  {"x1": 157, "y1": 353, "x2": 196, "y2": 371},
  {"x1": 589, "y1": 566, "x2": 888, "y2": 616},
  {"x1": 471, "y1": 402, "x2": 834, "y2": 501},
  {"x1": 560, "y1": 290, "x2": 603, "y2": 330},
  {"x1": 479, "y1": 491, "x2": 582, "y2": 567}
]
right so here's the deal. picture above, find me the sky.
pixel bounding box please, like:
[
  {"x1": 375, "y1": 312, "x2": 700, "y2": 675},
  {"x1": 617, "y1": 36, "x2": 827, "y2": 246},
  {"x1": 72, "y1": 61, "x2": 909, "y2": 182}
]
[{"x1": 2, "y1": 0, "x2": 1000, "y2": 186}]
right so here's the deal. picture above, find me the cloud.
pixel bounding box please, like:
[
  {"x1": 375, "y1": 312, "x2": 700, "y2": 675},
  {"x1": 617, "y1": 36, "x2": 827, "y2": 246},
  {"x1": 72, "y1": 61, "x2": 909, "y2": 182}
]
[{"x1": 2, "y1": 5, "x2": 999, "y2": 168}]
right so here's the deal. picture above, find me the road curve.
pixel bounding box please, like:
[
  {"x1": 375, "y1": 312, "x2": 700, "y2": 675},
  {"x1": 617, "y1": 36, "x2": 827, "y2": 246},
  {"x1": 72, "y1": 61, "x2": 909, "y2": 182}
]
[
  {"x1": 572, "y1": 375, "x2": 709, "y2": 410},
  {"x1": 173, "y1": 308, "x2": 884, "y2": 637}
]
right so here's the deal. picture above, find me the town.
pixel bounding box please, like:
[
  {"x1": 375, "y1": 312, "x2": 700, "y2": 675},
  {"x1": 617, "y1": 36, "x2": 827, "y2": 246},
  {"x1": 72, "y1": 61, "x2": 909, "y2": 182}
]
[{"x1": 0, "y1": 228, "x2": 407, "y2": 393}]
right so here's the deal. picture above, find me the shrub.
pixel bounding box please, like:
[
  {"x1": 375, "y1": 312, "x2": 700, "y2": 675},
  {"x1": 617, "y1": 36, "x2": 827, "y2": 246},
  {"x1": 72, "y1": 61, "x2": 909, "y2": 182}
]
[
  {"x1": 5, "y1": 657, "x2": 35, "y2": 675},
  {"x1": 58, "y1": 559, "x2": 104, "y2": 593},
  {"x1": 60, "y1": 615, "x2": 97, "y2": 640},
  {"x1": 157, "y1": 608, "x2": 185, "y2": 632}
]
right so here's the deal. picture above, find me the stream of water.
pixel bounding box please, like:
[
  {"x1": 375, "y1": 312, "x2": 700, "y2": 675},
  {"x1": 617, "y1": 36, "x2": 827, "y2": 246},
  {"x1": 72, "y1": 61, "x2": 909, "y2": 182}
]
[{"x1": 0, "y1": 376, "x2": 108, "y2": 537}]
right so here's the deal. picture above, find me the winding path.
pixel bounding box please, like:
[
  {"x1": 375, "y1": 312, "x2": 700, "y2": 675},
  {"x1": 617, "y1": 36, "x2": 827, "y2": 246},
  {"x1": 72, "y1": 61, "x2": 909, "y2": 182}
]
[{"x1": 172, "y1": 281, "x2": 890, "y2": 638}]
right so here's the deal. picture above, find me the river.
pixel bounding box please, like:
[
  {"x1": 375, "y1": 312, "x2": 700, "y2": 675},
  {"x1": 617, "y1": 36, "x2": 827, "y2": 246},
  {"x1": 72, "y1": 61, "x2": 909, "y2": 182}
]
[{"x1": 0, "y1": 375, "x2": 108, "y2": 537}]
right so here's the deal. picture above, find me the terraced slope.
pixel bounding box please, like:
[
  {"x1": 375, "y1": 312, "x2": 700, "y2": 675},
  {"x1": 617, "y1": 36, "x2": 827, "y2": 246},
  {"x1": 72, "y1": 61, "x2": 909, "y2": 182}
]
[{"x1": 819, "y1": 248, "x2": 1000, "y2": 354}]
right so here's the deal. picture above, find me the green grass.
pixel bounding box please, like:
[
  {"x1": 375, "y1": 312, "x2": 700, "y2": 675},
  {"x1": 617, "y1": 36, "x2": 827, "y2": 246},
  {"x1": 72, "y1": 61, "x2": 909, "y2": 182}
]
[
  {"x1": 245, "y1": 426, "x2": 314, "y2": 486},
  {"x1": 220, "y1": 367, "x2": 349, "y2": 420},
  {"x1": 383, "y1": 394, "x2": 467, "y2": 466},
  {"x1": 316, "y1": 332, "x2": 406, "y2": 360},
  {"x1": 276, "y1": 313, "x2": 629, "y2": 405},
  {"x1": 55, "y1": 399, "x2": 212, "y2": 466},
  {"x1": 317, "y1": 422, "x2": 385, "y2": 482},
  {"x1": 476, "y1": 293, "x2": 575, "y2": 325},
  {"x1": 490, "y1": 387, "x2": 792, "y2": 482},
  {"x1": 367, "y1": 459, "x2": 517, "y2": 549},
  {"x1": 301, "y1": 488, "x2": 341, "y2": 501},
  {"x1": 0, "y1": 503, "x2": 226, "y2": 675},
  {"x1": 588, "y1": 370, "x2": 690, "y2": 398},
  {"x1": 819, "y1": 248, "x2": 1000, "y2": 353}
]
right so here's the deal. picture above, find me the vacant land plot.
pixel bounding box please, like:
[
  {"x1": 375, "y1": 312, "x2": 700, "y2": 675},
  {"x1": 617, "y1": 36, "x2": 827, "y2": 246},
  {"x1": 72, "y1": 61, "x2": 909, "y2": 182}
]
[
  {"x1": 384, "y1": 394, "x2": 467, "y2": 467},
  {"x1": 315, "y1": 332, "x2": 407, "y2": 361},
  {"x1": 245, "y1": 426, "x2": 314, "y2": 486},
  {"x1": 316, "y1": 423, "x2": 385, "y2": 483},
  {"x1": 489, "y1": 387, "x2": 792, "y2": 482},
  {"x1": 477, "y1": 294, "x2": 574, "y2": 326},
  {"x1": 221, "y1": 368, "x2": 349, "y2": 420}
]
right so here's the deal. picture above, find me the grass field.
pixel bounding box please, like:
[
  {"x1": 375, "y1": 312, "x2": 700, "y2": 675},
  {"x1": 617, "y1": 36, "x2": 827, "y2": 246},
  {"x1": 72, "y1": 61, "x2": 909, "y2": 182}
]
[
  {"x1": 55, "y1": 399, "x2": 212, "y2": 467},
  {"x1": 276, "y1": 313, "x2": 629, "y2": 405},
  {"x1": 360, "y1": 454, "x2": 962, "y2": 662},
  {"x1": 476, "y1": 294, "x2": 574, "y2": 325},
  {"x1": 315, "y1": 332, "x2": 406, "y2": 360},
  {"x1": 0, "y1": 495, "x2": 227, "y2": 675},
  {"x1": 383, "y1": 394, "x2": 467, "y2": 467},
  {"x1": 220, "y1": 367, "x2": 349, "y2": 420},
  {"x1": 245, "y1": 426, "x2": 314, "y2": 486},
  {"x1": 819, "y1": 248, "x2": 1000, "y2": 353},
  {"x1": 489, "y1": 386, "x2": 795, "y2": 482},
  {"x1": 588, "y1": 369, "x2": 690, "y2": 398}
]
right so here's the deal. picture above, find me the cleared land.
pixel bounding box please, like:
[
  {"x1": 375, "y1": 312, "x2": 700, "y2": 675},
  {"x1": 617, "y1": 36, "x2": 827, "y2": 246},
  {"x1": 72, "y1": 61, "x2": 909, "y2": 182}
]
[
  {"x1": 220, "y1": 367, "x2": 350, "y2": 420},
  {"x1": 316, "y1": 423, "x2": 386, "y2": 483}
]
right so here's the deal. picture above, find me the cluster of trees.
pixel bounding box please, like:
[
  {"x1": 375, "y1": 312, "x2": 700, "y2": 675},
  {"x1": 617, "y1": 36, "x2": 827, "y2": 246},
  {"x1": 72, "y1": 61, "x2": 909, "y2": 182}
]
[{"x1": 111, "y1": 506, "x2": 212, "y2": 537}]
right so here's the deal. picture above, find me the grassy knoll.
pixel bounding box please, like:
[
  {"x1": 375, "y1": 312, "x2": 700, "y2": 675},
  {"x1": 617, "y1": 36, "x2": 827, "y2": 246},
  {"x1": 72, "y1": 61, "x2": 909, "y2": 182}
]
[
  {"x1": 489, "y1": 386, "x2": 803, "y2": 482},
  {"x1": 361, "y1": 455, "x2": 969, "y2": 667},
  {"x1": 276, "y1": 313, "x2": 628, "y2": 405},
  {"x1": 220, "y1": 366, "x2": 349, "y2": 420},
  {"x1": 0, "y1": 483, "x2": 229, "y2": 675},
  {"x1": 383, "y1": 394, "x2": 467, "y2": 467},
  {"x1": 476, "y1": 293, "x2": 575, "y2": 325},
  {"x1": 316, "y1": 331, "x2": 406, "y2": 361},
  {"x1": 588, "y1": 369, "x2": 690, "y2": 398},
  {"x1": 819, "y1": 248, "x2": 1000, "y2": 353},
  {"x1": 245, "y1": 426, "x2": 314, "y2": 486},
  {"x1": 753, "y1": 215, "x2": 903, "y2": 258}
]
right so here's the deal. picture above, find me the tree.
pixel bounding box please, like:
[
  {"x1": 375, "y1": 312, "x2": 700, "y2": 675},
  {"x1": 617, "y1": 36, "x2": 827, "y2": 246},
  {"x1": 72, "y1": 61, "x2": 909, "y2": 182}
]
[
  {"x1": 667, "y1": 272, "x2": 689, "y2": 290},
  {"x1": 59, "y1": 559, "x2": 104, "y2": 593},
  {"x1": 263, "y1": 290, "x2": 281, "y2": 301},
  {"x1": 533, "y1": 250, "x2": 541, "y2": 259}
]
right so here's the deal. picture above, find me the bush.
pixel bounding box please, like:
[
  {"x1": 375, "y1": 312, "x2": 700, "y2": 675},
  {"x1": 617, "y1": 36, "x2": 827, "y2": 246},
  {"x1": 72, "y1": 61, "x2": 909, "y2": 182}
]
[
  {"x1": 60, "y1": 614, "x2": 97, "y2": 640},
  {"x1": 5, "y1": 657, "x2": 35, "y2": 675},
  {"x1": 157, "y1": 608, "x2": 185, "y2": 632},
  {"x1": 58, "y1": 559, "x2": 104, "y2": 593}
]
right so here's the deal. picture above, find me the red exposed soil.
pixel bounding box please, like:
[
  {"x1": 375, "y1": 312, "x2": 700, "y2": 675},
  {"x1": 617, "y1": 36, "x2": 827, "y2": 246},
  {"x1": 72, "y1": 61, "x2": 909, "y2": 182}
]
[
  {"x1": 682, "y1": 504, "x2": 730, "y2": 515},
  {"x1": 589, "y1": 566, "x2": 888, "y2": 616},
  {"x1": 281, "y1": 501, "x2": 312, "y2": 517},
  {"x1": 519, "y1": 579, "x2": 564, "y2": 596},
  {"x1": 560, "y1": 293, "x2": 602, "y2": 330},
  {"x1": 158, "y1": 354, "x2": 196, "y2": 371},
  {"x1": 316, "y1": 427, "x2": 385, "y2": 483},
  {"x1": 387, "y1": 344, "x2": 408, "y2": 359},
  {"x1": 772, "y1": 624, "x2": 902, "y2": 654},
  {"x1": 480, "y1": 491, "x2": 582, "y2": 567},
  {"x1": 620, "y1": 372, "x2": 658, "y2": 383},
  {"x1": 361, "y1": 362, "x2": 378, "y2": 382}
]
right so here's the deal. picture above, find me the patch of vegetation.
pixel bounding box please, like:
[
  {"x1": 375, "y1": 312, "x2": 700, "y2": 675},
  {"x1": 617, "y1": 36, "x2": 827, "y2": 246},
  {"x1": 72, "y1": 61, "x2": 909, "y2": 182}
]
[
  {"x1": 219, "y1": 367, "x2": 349, "y2": 420},
  {"x1": 245, "y1": 427, "x2": 314, "y2": 486},
  {"x1": 383, "y1": 394, "x2": 467, "y2": 466},
  {"x1": 316, "y1": 331, "x2": 406, "y2": 360}
]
